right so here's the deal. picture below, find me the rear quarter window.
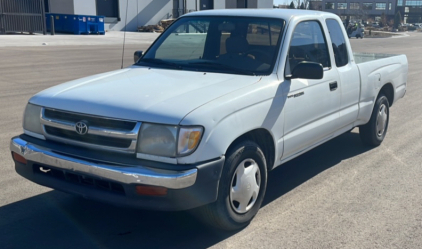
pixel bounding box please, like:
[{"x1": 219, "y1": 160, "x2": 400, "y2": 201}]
[{"x1": 325, "y1": 19, "x2": 349, "y2": 67}]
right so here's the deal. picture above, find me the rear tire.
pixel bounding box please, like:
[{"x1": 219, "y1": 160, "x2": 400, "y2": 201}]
[
  {"x1": 359, "y1": 93, "x2": 390, "y2": 146},
  {"x1": 194, "y1": 141, "x2": 267, "y2": 231}
]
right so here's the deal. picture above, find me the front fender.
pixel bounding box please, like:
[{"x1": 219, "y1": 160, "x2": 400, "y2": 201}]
[{"x1": 177, "y1": 77, "x2": 287, "y2": 166}]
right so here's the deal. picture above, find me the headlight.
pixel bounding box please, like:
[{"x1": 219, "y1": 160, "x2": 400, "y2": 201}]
[
  {"x1": 23, "y1": 103, "x2": 43, "y2": 135},
  {"x1": 138, "y1": 123, "x2": 178, "y2": 157},
  {"x1": 178, "y1": 127, "x2": 203, "y2": 156},
  {"x1": 137, "y1": 123, "x2": 203, "y2": 158}
]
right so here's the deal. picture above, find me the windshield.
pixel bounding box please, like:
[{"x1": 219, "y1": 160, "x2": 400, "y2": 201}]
[{"x1": 137, "y1": 16, "x2": 285, "y2": 75}]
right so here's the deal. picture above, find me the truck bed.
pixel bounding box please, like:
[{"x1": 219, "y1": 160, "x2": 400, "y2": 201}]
[
  {"x1": 353, "y1": 52, "x2": 398, "y2": 64},
  {"x1": 354, "y1": 52, "x2": 407, "y2": 126}
]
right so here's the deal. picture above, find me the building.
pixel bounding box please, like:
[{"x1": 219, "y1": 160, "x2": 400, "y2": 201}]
[
  {"x1": 397, "y1": 0, "x2": 422, "y2": 23},
  {"x1": 44, "y1": 0, "x2": 273, "y2": 32},
  {"x1": 309, "y1": 0, "x2": 397, "y2": 22},
  {"x1": 309, "y1": 0, "x2": 422, "y2": 23}
]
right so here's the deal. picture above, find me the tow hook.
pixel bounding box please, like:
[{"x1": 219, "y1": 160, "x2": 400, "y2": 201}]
[{"x1": 39, "y1": 167, "x2": 51, "y2": 173}]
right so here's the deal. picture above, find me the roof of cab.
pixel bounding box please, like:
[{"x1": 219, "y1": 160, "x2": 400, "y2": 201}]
[{"x1": 184, "y1": 9, "x2": 336, "y2": 20}]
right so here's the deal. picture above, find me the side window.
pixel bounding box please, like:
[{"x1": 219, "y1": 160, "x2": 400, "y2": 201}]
[
  {"x1": 219, "y1": 20, "x2": 282, "y2": 66},
  {"x1": 287, "y1": 21, "x2": 331, "y2": 72},
  {"x1": 247, "y1": 23, "x2": 271, "y2": 46},
  {"x1": 246, "y1": 22, "x2": 281, "y2": 46},
  {"x1": 326, "y1": 19, "x2": 349, "y2": 67}
]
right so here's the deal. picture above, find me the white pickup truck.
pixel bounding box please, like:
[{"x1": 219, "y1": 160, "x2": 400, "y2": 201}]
[{"x1": 11, "y1": 9, "x2": 407, "y2": 230}]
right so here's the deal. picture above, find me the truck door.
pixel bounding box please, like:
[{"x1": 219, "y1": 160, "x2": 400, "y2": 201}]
[
  {"x1": 325, "y1": 19, "x2": 360, "y2": 128},
  {"x1": 282, "y1": 20, "x2": 341, "y2": 160}
]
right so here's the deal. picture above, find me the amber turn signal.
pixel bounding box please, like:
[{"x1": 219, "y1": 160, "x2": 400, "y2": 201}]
[
  {"x1": 135, "y1": 185, "x2": 168, "y2": 196},
  {"x1": 12, "y1": 152, "x2": 27, "y2": 165}
]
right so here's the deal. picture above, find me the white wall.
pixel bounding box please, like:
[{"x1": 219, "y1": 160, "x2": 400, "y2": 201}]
[
  {"x1": 214, "y1": 0, "x2": 226, "y2": 9},
  {"x1": 186, "y1": 0, "x2": 198, "y2": 11},
  {"x1": 71, "y1": 0, "x2": 274, "y2": 32},
  {"x1": 73, "y1": 0, "x2": 96, "y2": 15},
  {"x1": 137, "y1": 0, "x2": 173, "y2": 24},
  {"x1": 104, "y1": 0, "x2": 173, "y2": 31},
  {"x1": 257, "y1": 0, "x2": 273, "y2": 8}
]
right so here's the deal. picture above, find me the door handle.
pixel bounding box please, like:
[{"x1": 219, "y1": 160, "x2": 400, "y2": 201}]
[{"x1": 329, "y1": 81, "x2": 338, "y2": 91}]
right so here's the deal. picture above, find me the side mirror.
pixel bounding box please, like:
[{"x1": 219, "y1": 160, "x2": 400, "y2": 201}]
[
  {"x1": 134, "y1": 51, "x2": 143, "y2": 63},
  {"x1": 286, "y1": 61, "x2": 324, "y2": 80}
]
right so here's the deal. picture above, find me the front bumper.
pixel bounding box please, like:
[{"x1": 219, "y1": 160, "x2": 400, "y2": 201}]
[{"x1": 10, "y1": 135, "x2": 224, "y2": 211}]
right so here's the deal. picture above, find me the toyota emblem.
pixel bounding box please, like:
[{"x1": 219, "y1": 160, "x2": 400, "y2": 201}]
[{"x1": 75, "y1": 121, "x2": 89, "y2": 135}]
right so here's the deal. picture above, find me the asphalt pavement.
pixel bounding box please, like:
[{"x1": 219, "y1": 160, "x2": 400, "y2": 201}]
[{"x1": 0, "y1": 32, "x2": 421, "y2": 249}]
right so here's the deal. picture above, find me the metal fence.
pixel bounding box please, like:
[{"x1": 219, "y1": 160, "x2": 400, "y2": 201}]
[{"x1": 0, "y1": 0, "x2": 46, "y2": 34}]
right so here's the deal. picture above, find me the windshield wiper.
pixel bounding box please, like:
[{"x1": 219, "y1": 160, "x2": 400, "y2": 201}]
[
  {"x1": 137, "y1": 58, "x2": 183, "y2": 69},
  {"x1": 188, "y1": 61, "x2": 255, "y2": 75}
]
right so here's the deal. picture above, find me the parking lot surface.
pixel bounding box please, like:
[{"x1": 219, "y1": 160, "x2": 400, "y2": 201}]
[{"x1": 1, "y1": 32, "x2": 421, "y2": 249}]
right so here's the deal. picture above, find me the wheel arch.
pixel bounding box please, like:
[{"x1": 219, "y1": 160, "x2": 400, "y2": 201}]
[
  {"x1": 225, "y1": 128, "x2": 276, "y2": 171},
  {"x1": 379, "y1": 83, "x2": 394, "y2": 107}
]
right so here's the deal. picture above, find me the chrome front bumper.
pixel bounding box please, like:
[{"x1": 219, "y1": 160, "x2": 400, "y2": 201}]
[{"x1": 10, "y1": 137, "x2": 197, "y2": 189}]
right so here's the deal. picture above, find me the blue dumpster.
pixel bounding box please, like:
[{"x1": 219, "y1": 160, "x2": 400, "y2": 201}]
[{"x1": 46, "y1": 13, "x2": 105, "y2": 35}]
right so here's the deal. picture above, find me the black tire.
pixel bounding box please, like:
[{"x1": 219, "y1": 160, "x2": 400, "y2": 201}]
[
  {"x1": 194, "y1": 141, "x2": 267, "y2": 231},
  {"x1": 359, "y1": 93, "x2": 390, "y2": 146}
]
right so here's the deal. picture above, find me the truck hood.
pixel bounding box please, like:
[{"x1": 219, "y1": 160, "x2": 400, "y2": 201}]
[{"x1": 30, "y1": 67, "x2": 261, "y2": 124}]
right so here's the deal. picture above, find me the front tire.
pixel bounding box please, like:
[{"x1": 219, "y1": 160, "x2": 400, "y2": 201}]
[
  {"x1": 359, "y1": 93, "x2": 390, "y2": 146},
  {"x1": 194, "y1": 141, "x2": 267, "y2": 230}
]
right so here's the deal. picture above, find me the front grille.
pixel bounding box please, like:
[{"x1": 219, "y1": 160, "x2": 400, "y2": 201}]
[
  {"x1": 33, "y1": 164, "x2": 125, "y2": 195},
  {"x1": 41, "y1": 108, "x2": 140, "y2": 153},
  {"x1": 44, "y1": 126, "x2": 132, "y2": 148},
  {"x1": 44, "y1": 109, "x2": 136, "y2": 131}
]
